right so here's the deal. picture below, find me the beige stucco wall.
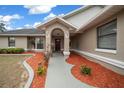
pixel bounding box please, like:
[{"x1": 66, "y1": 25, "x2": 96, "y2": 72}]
[
  {"x1": 64, "y1": 6, "x2": 103, "y2": 28},
  {"x1": 15, "y1": 37, "x2": 27, "y2": 49},
  {"x1": 71, "y1": 9, "x2": 124, "y2": 62},
  {"x1": 0, "y1": 36, "x2": 46, "y2": 50},
  {"x1": 0, "y1": 37, "x2": 8, "y2": 48},
  {"x1": 0, "y1": 36, "x2": 27, "y2": 49}
]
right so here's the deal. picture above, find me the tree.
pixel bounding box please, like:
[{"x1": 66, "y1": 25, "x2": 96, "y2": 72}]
[{"x1": 0, "y1": 22, "x2": 6, "y2": 32}]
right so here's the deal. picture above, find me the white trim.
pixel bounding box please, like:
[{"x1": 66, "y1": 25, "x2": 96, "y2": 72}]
[
  {"x1": 95, "y1": 48, "x2": 117, "y2": 54},
  {"x1": 63, "y1": 5, "x2": 91, "y2": 19},
  {"x1": 8, "y1": 47, "x2": 16, "y2": 48},
  {"x1": 71, "y1": 49, "x2": 124, "y2": 69},
  {"x1": 63, "y1": 51, "x2": 70, "y2": 56},
  {"x1": 0, "y1": 34, "x2": 45, "y2": 36},
  {"x1": 34, "y1": 49, "x2": 45, "y2": 52},
  {"x1": 26, "y1": 49, "x2": 45, "y2": 52}
]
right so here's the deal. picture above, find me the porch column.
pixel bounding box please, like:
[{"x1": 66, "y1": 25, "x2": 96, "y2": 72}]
[
  {"x1": 63, "y1": 31, "x2": 70, "y2": 56},
  {"x1": 45, "y1": 31, "x2": 51, "y2": 54},
  {"x1": 35, "y1": 37, "x2": 37, "y2": 50}
]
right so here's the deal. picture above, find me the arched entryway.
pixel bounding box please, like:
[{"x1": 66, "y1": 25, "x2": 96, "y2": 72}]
[
  {"x1": 45, "y1": 24, "x2": 70, "y2": 56},
  {"x1": 37, "y1": 17, "x2": 77, "y2": 56},
  {"x1": 51, "y1": 28, "x2": 64, "y2": 53}
]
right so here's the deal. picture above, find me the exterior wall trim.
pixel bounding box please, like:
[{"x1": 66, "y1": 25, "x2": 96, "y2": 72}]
[
  {"x1": 63, "y1": 51, "x2": 70, "y2": 56},
  {"x1": 71, "y1": 49, "x2": 124, "y2": 69},
  {"x1": 0, "y1": 34, "x2": 45, "y2": 36},
  {"x1": 25, "y1": 49, "x2": 45, "y2": 52},
  {"x1": 63, "y1": 5, "x2": 93, "y2": 19},
  {"x1": 95, "y1": 48, "x2": 117, "y2": 54}
]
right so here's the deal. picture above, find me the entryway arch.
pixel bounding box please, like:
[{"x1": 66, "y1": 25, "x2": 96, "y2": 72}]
[
  {"x1": 51, "y1": 28, "x2": 64, "y2": 52},
  {"x1": 37, "y1": 17, "x2": 77, "y2": 56},
  {"x1": 46, "y1": 24, "x2": 70, "y2": 56}
]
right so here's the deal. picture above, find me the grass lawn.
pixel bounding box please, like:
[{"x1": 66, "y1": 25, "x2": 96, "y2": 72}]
[{"x1": 0, "y1": 55, "x2": 31, "y2": 88}]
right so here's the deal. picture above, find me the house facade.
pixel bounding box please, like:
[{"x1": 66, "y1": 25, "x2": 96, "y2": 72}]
[{"x1": 0, "y1": 5, "x2": 124, "y2": 73}]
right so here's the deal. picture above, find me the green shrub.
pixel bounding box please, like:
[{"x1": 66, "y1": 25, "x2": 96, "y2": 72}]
[
  {"x1": 0, "y1": 48, "x2": 24, "y2": 54},
  {"x1": 7, "y1": 48, "x2": 14, "y2": 53},
  {"x1": 37, "y1": 66, "x2": 46, "y2": 76},
  {"x1": 80, "y1": 65, "x2": 91, "y2": 75},
  {"x1": 13, "y1": 48, "x2": 24, "y2": 54},
  {"x1": 0, "y1": 48, "x2": 7, "y2": 54}
]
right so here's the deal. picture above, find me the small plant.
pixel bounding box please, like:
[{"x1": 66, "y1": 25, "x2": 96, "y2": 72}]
[
  {"x1": 37, "y1": 66, "x2": 46, "y2": 76},
  {"x1": 80, "y1": 65, "x2": 91, "y2": 75}
]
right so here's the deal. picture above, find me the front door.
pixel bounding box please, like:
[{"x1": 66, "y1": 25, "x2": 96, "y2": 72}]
[{"x1": 55, "y1": 39, "x2": 61, "y2": 51}]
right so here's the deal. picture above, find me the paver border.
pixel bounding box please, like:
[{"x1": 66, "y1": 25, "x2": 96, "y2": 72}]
[{"x1": 23, "y1": 54, "x2": 35, "y2": 88}]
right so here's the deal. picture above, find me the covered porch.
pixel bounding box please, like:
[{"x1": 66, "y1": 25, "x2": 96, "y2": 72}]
[
  {"x1": 37, "y1": 17, "x2": 77, "y2": 56},
  {"x1": 27, "y1": 36, "x2": 45, "y2": 51}
]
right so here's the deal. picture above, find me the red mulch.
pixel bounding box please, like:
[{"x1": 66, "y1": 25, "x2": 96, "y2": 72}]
[
  {"x1": 66, "y1": 52, "x2": 124, "y2": 88},
  {"x1": 25, "y1": 52, "x2": 48, "y2": 88}
]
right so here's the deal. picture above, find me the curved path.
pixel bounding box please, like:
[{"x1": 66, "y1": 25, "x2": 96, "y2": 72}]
[{"x1": 45, "y1": 53, "x2": 93, "y2": 88}]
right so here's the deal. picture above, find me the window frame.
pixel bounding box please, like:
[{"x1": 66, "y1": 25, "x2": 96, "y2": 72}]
[
  {"x1": 97, "y1": 19, "x2": 117, "y2": 50},
  {"x1": 8, "y1": 36, "x2": 15, "y2": 47},
  {"x1": 36, "y1": 37, "x2": 44, "y2": 49}
]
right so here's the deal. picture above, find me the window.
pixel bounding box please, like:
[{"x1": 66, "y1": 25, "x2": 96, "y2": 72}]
[
  {"x1": 8, "y1": 37, "x2": 15, "y2": 47},
  {"x1": 97, "y1": 19, "x2": 117, "y2": 50},
  {"x1": 36, "y1": 37, "x2": 44, "y2": 49}
]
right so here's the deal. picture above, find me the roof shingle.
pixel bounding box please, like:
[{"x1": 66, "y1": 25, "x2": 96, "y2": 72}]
[{"x1": 0, "y1": 29, "x2": 45, "y2": 36}]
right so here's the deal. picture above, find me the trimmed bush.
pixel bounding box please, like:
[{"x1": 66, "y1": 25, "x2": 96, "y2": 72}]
[
  {"x1": 0, "y1": 48, "x2": 24, "y2": 54},
  {"x1": 80, "y1": 65, "x2": 91, "y2": 75},
  {"x1": 7, "y1": 48, "x2": 13, "y2": 53},
  {"x1": 13, "y1": 48, "x2": 24, "y2": 54},
  {"x1": 0, "y1": 48, "x2": 8, "y2": 54}
]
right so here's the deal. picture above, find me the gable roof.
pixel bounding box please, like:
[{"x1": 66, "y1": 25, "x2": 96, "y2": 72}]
[
  {"x1": 63, "y1": 5, "x2": 105, "y2": 19},
  {"x1": 36, "y1": 6, "x2": 94, "y2": 29},
  {"x1": 0, "y1": 29, "x2": 45, "y2": 36},
  {"x1": 36, "y1": 5, "x2": 106, "y2": 30},
  {"x1": 77, "y1": 5, "x2": 124, "y2": 33},
  {"x1": 36, "y1": 17, "x2": 78, "y2": 30},
  {"x1": 0, "y1": 5, "x2": 123, "y2": 37}
]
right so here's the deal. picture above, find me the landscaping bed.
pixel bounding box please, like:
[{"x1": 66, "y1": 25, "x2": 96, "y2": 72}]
[
  {"x1": 0, "y1": 55, "x2": 30, "y2": 88},
  {"x1": 66, "y1": 52, "x2": 124, "y2": 88},
  {"x1": 26, "y1": 52, "x2": 48, "y2": 88}
]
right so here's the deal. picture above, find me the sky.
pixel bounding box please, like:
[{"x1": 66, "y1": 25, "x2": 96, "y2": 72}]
[{"x1": 0, "y1": 5, "x2": 82, "y2": 30}]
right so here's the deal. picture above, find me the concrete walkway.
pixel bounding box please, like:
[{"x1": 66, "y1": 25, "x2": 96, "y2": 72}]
[{"x1": 45, "y1": 53, "x2": 93, "y2": 88}]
